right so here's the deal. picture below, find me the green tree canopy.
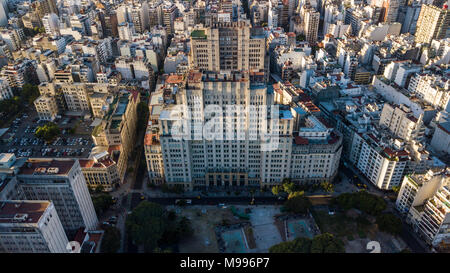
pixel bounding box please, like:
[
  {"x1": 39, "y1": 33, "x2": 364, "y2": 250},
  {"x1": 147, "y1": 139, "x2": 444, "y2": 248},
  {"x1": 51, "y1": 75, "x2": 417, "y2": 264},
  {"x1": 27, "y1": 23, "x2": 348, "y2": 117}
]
[
  {"x1": 271, "y1": 185, "x2": 283, "y2": 196},
  {"x1": 126, "y1": 201, "x2": 166, "y2": 252},
  {"x1": 321, "y1": 181, "x2": 334, "y2": 193},
  {"x1": 92, "y1": 193, "x2": 113, "y2": 215},
  {"x1": 376, "y1": 213, "x2": 402, "y2": 235},
  {"x1": 284, "y1": 192, "x2": 311, "y2": 214},
  {"x1": 100, "y1": 227, "x2": 121, "y2": 253},
  {"x1": 334, "y1": 191, "x2": 386, "y2": 215},
  {"x1": 270, "y1": 234, "x2": 344, "y2": 253},
  {"x1": 269, "y1": 237, "x2": 312, "y2": 253},
  {"x1": 21, "y1": 84, "x2": 40, "y2": 105},
  {"x1": 310, "y1": 233, "x2": 345, "y2": 253},
  {"x1": 35, "y1": 122, "x2": 60, "y2": 142}
]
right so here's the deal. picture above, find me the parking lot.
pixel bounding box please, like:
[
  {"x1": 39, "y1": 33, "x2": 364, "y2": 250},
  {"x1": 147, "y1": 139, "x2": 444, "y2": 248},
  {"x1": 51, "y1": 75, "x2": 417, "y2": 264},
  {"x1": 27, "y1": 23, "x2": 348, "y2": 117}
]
[{"x1": 1, "y1": 110, "x2": 94, "y2": 158}]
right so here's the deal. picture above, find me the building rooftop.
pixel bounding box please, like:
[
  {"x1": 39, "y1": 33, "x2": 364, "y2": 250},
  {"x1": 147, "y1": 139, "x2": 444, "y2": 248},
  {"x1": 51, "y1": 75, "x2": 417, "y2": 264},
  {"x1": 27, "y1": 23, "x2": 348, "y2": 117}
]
[
  {"x1": 18, "y1": 159, "x2": 75, "y2": 176},
  {"x1": 0, "y1": 201, "x2": 50, "y2": 224}
]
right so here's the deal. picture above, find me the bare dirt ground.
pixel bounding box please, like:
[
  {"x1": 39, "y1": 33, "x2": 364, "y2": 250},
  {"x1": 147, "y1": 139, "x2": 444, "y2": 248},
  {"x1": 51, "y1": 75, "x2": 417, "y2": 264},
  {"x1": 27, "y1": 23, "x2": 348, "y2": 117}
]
[{"x1": 177, "y1": 206, "x2": 238, "y2": 253}]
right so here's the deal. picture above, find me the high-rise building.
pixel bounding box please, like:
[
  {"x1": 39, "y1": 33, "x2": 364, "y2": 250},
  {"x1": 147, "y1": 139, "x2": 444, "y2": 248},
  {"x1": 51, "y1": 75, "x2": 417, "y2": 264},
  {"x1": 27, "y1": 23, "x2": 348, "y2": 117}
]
[
  {"x1": 396, "y1": 169, "x2": 450, "y2": 248},
  {"x1": 17, "y1": 159, "x2": 98, "y2": 236},
  {"x1": 303, "y1": 7, "x2": 320, "y2": 45},
  {"x1": 162, "y1": 3, "x2": 177, "y2": 35},
  {"x1": 190, "y1": 21, "x2": 266, "y2": 73},
  {"x1": 379, "y1": 103, "x2": 425, "y2": 142},
  {"x1": 0, "y1": 200, "x2": 69, "y2": 253},
  {"x1": 415, "y1": 4, "x2": 450, "y2": 44},
  {"x1": 153, "y1": 72, "x2": 342, "y2": 191}
]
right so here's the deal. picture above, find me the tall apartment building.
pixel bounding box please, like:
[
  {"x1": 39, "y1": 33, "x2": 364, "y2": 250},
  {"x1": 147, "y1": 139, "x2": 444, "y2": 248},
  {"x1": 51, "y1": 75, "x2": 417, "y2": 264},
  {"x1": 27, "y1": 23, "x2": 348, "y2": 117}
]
[
  {"x1": 60, "y1": 83, "x2": 90, "y2": 113},
  {"x1": 162, "y1": 3, "x2": 177, "y2": 35},
  {"x1": 303, "y1": 7, "x2": 320, "y2": 45},
  {"x1": 0, "y1": 78, "x2": 12, "y2": 101},
  {"x1": 190, "y1": 21, "x2": 266, "y2": 73},
  {"x1": 415, "y1": 4, "x2": 450, "y2": 44},
  {"x1": 409, "y1": 73, "x2": 450, "y2": 111},
  {"x1": 379, "y1": 103, "x2": 425, "y2": 141},
  {"x1": 91, "y1": 91, "x2": 140, "y2": 182},
  {"x1": 154, "y1": 72, "x2": 342, "y2": 190},
  {"x1": 16, "y1": 159, "x2": 98, "y2": 236},
  {"x1": 0, "y1": 59, "x2": 38, "y2": 89},
  {"x1": 350, "y1": 129, "x2": 431, "y2": 190},
  {"x1": 33, "y1": 0, "x2": 58, "y2": 19},
  {"x1": 396, "y1": 169, "x2": 450, "y2": 248},
  {"x1": 0, "y1": 201, "x2": 69, "y2": 253},
  {"x1": 34, "y1": 95, "x2": 59, "y2": 121}
]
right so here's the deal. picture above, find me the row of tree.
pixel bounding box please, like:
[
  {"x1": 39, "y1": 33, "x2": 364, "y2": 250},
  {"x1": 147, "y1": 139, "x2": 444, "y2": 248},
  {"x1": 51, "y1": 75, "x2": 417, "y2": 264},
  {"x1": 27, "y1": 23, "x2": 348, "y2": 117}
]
[
  {"x1": 269, "y1": 233, "x2": 345, "y2": 253},
  {"x1": 125, "y1": 201, "x2": 193, "y2": 252},
  {"x1": 0, "y1": 84, "x2": 40, "y2": 127}
]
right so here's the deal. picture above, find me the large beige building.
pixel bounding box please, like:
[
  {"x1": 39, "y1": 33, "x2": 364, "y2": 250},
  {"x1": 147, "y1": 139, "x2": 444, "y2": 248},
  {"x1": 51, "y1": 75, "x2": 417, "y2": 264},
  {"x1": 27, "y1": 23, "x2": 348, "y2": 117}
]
[
  {"x1": 34, "y1": 95, "x2": 59, "y2": 121},
  {"x1": 151, "y1": 72, "x2": 342, "y2": 191},
  {"x1": 415, "y1": 5, "x2": 450, "y2": 44},
  {"x1": 190, "y1": 21, "x2": 266, "y2": 73},
  {"x1": 61, "y1": 83, "x2": 90, "y2": 113},
  {"x1": 92, "y1": 91, "x2": 140, "y2": 183},
  {"x1": 79, "y1": 152, "x2": 120, "y2": 192}
]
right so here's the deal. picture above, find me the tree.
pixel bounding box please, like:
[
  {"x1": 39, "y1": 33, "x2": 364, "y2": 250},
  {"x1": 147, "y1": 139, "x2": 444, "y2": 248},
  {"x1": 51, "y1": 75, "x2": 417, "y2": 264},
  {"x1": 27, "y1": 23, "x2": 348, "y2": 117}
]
[
  {"x1": 35, "y1": 122, "x2": 60, "y2": 142},
  {"x1": 126, "y1": 201, "x2": 166, "y2": 252},
  {"x1": 310, "y1": 233, "x2": 345, "y2": 253},
  {"x1": 296, "y1": 34, "x2": 306, "y2": 42},
  {"x1": 376, "y1": 214, "x2": 402, "y2": 235},
  {"x1": 282, "y1": 181, "x2": 296, "y2": 195},
  {"x1": 392, "y1": 186, "x2": 400, "y2": 194},
  {"x1": 334, "y1": 191, "x2": 386, "y2": 215},
  {"x1": 321, "y1": 181, "x2": 334, "y2": 193},
  {"x1": 271, "y1": 185, "x2": 283, "y2": 196},
  {"x1": 101, "y1": 227, "x2": 121, "y2": 253},
  {"x1": 21, "y1": 84, "x2": 40, "y2": 105},
  {"x1": 269, "y1": 237, "x2": 312, "y2": 253},
  {"x1": 284, "y1": 192, "x2": 311, "y2": 214},
  {"x1": 92, "y1": 193, "x2": 114, "y2": 215},
  {"x1": 94, "y1": 184, "x2": 105, "y2": 194}
]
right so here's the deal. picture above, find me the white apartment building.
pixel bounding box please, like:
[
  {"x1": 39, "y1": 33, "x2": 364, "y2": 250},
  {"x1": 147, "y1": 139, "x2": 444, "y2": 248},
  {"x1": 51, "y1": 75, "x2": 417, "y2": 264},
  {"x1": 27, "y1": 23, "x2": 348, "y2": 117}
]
[
  {"x1": 351, "y1": 130, "x2": 431, "y2": 190},
  {"x1": 17, "y1": 159, "x2": 98, "y2": 236},
  {"x1": 304, "y1": 8, "x2": 320, "y2": 45},
  {"x1": 396, "y1": 169, "x2": 450, "y2": 248},
  {"x1": 379, "y1": 103, "x2": 425, "y2": 141},
  {"x1": 42, "y1": 13, "x2": 60, "y2": 36},
  {"x1": 34, "y1": 95, "x2": 59, "y2": 121},
  {"x1": 409, "y1": 73, "x2": 449, "y2": 111},
  {"x1": 0, "y1": 200, "x2": 69, "y2": 253},
  {"x1": 0, "y1": 77, "x2": 12, "y2": 101},
  {"x1": 430, "y1": 122, "x2": 450, "y2": 154},
  {"x1": 118, "y1": 22, "x2": 135, "y2": 41}
]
